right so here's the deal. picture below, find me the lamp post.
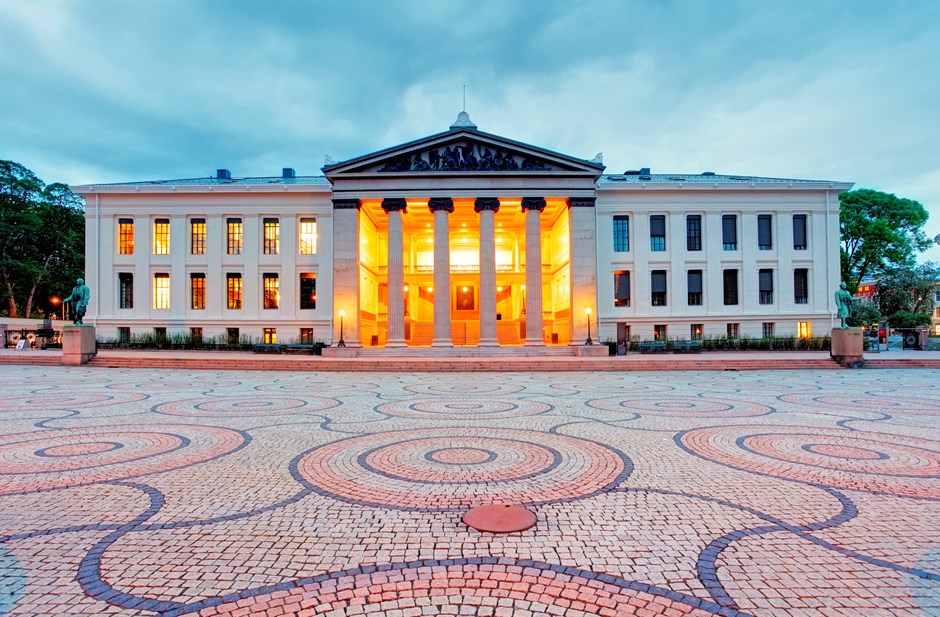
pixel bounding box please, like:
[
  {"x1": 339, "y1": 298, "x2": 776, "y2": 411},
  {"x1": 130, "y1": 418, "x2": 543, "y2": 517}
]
[
  {"x1": 338, "y1": 309, "x2": 346, "y2": 347},
  {"x1": 50, "y1": 296, "x2": 61, "y2": 320},
  {"x1": 585, "y1": 307, "x2": 593, "y2": 345}
]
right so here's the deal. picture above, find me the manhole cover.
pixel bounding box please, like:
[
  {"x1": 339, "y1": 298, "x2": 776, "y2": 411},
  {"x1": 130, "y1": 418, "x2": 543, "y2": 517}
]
[{"x1": 462, "y1": 504, "x2": 536, "y2": 533}]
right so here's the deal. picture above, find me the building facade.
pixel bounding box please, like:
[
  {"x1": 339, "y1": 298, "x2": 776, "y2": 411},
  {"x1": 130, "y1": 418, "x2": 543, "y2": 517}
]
[{"x1": 73, "y1": 114, "x2": 852, "y2": 349}]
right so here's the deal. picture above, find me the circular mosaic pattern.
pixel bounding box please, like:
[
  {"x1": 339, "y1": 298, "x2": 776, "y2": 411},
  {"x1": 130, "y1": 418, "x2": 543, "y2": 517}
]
[
  {"x1": 153, "y1": 396, "x2": 339, "y2": 418},
  {"x1": 550, "y1": 381, "x2": 674, "y2": 394},
  {"x1": 375, "y1": 397, "x2": 550, "y2": 420},
  {"x1": 0, "y1": 425, "x2": 246, "y2": 495},
  {"x1": 178, "y1": 561, "x2": 733, "y2": 616},
  {"x1": 587, "y1": 396, "x2": 773, "y2": 418},
  {"x1": 680, "y1": 425, "x2": 940, "y2": 499},
  {"x1": 107, "y1": 379, "x2": 242, "y2": 392},
  {"x1": 254, "y1": 381, "x2": 378, "y2": 394},
  {"x1": 295, "y1": 428, "x2": 631, "y2": 511},
  {"x1": 403, "y1": 381, "x2": 525, "y2": 396},
  {"x1": 0, "y1": 392, "x2": 148, "y2": 413},
  {"x1": 779, "y1": 393, "x2": 940, "y2": 413}
]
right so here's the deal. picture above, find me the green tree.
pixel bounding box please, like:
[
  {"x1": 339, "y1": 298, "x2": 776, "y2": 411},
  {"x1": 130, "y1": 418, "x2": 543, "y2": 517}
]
[
  {"x1": 845, "y1": 299, "x2": 882, "y2": 328},
  {"x1": 840, "y1": 188, "x2": 931, "y2": 292},
  {"x1": 877, "y1": 263, "x2": 938, "y2": 329},
  {"x1": 0, "y1": 160, "x2": 85, "y2": 318}
]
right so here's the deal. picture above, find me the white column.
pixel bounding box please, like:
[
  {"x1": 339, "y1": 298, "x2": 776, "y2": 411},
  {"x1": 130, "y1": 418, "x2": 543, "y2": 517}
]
[
  {"x1": 568, "y1": 198, "x2": 598, "y2": 345},
  {"x1": 383, "y1": 199, "x2": 407, "y2": 347},
  {"x1": 522, "y1": 197, "x2": 546, "y2": 346},
  {"x1": 429, "y1": 198, "x2": 454, "y2": 347},
  {"x1": 332, "y1": 199, "x2": 361, "y2": 347},
  {"x1": 475, "y1": 198, "x2": 500, "y2": 346}
]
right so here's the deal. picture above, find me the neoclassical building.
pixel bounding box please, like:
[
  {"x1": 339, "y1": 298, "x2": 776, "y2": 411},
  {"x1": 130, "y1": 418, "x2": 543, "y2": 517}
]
[{"x1": 74, "y1": 113, "x2": 852, "y2": 350}]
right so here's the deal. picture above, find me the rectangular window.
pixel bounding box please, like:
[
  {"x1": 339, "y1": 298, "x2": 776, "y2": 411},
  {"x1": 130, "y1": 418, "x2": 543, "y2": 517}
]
[
  {"x1": 723, "y1": 269, "x2": 738, "y2": 305},
  {"x1": 154, "y1": 327, "x2": 167, "y2": 341},
  {"x1": 792, "y1": 214, "x2": 807, "y2": 250},
  {"x1": 762, "y1": 322, "x2": 775, "y2": 338},
  {"x1": 153, "y1": 273, "x2": 170, "y2": 310},
  {"x1": 722, "y1": 215, "x2": 737, "y2": 250},
  {"x1": 651, "y1": 270, "x2": 667, "y2": 306},
  {"x1": 263, "y1": 273, "x2": 279, "y2": 309},
  {"x1": 687, "y1": 270, "x2": 703, "y2": 306},
  {"x1": 191, "y1": 218, "x2": 206, "y2": 255},
  {"x1": 299, "y1": 218, "x2": 317, "y2": 255},
  {"x1": 227, "y1": 327, "x2": 239, "y2": 345},
  {"x1": 727, "y1": 323, "x2": 740, "y2": 339},
  {"x1": 118, "y1": 219, "x2": 134, "y2": 254},
  {"x1": 300, "y1": 328, "x2": 314, "y2": 344},
  {"x1": 691, "y1": 324, "x2": 703, "y2": 342},
  {"x1": 190, "y1": 327, "x2": 203, "y2": 342},
  {"x1": 118, "y1": 273, "x2": 133, "y2": 309},
  {"x1": 190, "y1": 273, "x2": 206, "y2": 310},
  {"x1": 794, "y1": 269, "x2": 809, "y2": 304},
  {"x1": 757, "y1": 214, "x2": 773, "y2": 250},
  {"x1": 263, "y1": 328, "x2": 277, "y2": 344},
  {"x1": 263, "y1": 218, "x2": 280, "y2": 255},
  {"x1": 798, "y1": 321, "x2": 812, "y2": 338},
  {"x1": 686, "y1": 215, "x2": 702, "y2": 251},
  {"x1": 653, "y1": 324, "x2": 667, "y2": 341},
  {"x1": 613, "y1": 215, "x2": 630, "y2": 252},
  {"x1": 759, "y1": 269, "x2": 774, "y2": 304},
  {"x1": 299, "y1": 273, "x2": 317, "y2": 310},
  {"x1": 117, "y1": 326, "x2": 130, "y2": 343},
  {"x1": 649, "y1": 215, "x2": 666, "y2": 251},
  {"x1": 614, "y1": 270, "x2": 631, "y2": 307},
  {"x1": 227, "y1": 218, "x2": 243, "y2": 255},
  {"x1": 226, "y1": 273, "x2": 242, "y2": 310},
  {"x1": 456, "y1": 285, "x2": 475, "y2": 310},
  {"x1": 152, "y1": 218, "x2": 170, "y2": 255}
]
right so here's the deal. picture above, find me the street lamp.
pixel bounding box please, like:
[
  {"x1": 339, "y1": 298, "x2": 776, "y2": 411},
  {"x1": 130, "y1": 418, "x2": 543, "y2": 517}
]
[
  {"x1": 50, "y1": 296, "x2": 61, "y2": 320},
  {"x1": 585, "y1": 307, "x2": 594, "y2": 345},
  {"x1": 338, "y1": 309, "x2": 346, "y2": 347}
]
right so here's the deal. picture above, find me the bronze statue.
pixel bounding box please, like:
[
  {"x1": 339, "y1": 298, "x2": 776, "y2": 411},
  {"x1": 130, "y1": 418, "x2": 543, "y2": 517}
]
[
  {"x1": 834, "y1": 282, "x2": 854, "y2": 328},
  {"x1": 64, "y1": 278, "x2": 91, "y2": 325}
]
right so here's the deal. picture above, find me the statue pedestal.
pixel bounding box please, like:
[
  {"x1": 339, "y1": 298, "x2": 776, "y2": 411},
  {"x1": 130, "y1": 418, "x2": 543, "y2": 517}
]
[
  {"x1": 831, "y1": 328, "x2": 863, "y2": 368},
  {"x1": 62, "y1": 326, "x2": 96, "y2": 365},
  {"x1": 574, "y1": 345, "x2": 608, "y2": 357}
]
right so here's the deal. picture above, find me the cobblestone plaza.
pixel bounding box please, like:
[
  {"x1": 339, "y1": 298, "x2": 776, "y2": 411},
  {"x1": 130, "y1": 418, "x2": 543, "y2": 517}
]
[{"x1": 0, "y1": 366, "x2": 938, "y2": 616}]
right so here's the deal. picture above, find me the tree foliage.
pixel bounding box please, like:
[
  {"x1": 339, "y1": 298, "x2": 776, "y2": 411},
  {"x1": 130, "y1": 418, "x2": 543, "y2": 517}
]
[
  {"x1": 0, "y1": 160, "x2": 85, "y2": 318},
  {"x1": 840, "y1": 188, "x2": 931, "y2": 292},
  {"x1": 877, "y1": 263, "x2": 938, "y2": 329},
  {"x1": 845, "y1": 299, "x2": 882, "y2": 328}
]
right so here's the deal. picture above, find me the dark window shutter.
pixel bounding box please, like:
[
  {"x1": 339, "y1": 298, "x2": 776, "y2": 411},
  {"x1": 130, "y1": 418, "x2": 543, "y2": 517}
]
[
  {"x1": 759, "y1": 269, "x2": 773, "y2": 292},
  {"x1": 650, "y1": 215, "x2": 665, "y2": 236},
  {"x1": 651, "y1": 271, "x2": 667, "y2": 293},
  {"x1": 688, "y1": 270, "x2": 703, "y2": 293},
  {"x1": 722, "y1": 215, "x2": 736, "y2": 244},
  {"x1": 191, "y1": 218, "x2": 206, "y2": 224},
  {"x1": 615, "y1": 272, "x2": 631, "y2": 300},
  {"x1": 155, "y1": 218, "x2": 169, "y2": 224},
  {"x1": 793, "y1": 215, "x2": 807, "y2": 247},
  {"x1": 119, "y1": 218, "x2": 133, "y2": 224},
  {"x1": 758, "y1": 215, "x2": 772, "y2": 247},
  {"x1": 227, "y1": 218, "x2": 241, "y2": 224}
]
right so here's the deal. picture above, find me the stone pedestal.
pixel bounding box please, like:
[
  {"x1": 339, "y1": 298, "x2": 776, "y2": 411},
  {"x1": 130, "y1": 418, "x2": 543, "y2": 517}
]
[
  {"x1": 831, "y1": 328, "x2": 863, "y2": 368},
  {"x1": 574, "y1": 345, "x2": 608, "y2": 357},
  {"x1": 62, "y1": 326, "x2": 96, "y2": 365},
  {"x1": 321, "y1": 346, "x2": 357, "y2": 358}
]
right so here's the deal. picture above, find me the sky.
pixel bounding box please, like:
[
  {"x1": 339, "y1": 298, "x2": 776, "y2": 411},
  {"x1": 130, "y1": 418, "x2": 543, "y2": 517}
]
[{"x1": 2, "y1": 0, "x2": 939, "y2": 261}]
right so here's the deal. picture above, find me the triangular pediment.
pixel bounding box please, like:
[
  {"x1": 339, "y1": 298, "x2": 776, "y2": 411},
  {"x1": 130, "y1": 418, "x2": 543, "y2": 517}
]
[{"x1": 323, "y1": 128, "x2": 604, "y2": 177}]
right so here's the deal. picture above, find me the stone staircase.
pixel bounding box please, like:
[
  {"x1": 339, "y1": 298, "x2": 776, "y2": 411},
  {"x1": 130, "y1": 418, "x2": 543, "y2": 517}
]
[{"x1": 356, "y1": 345, "x2": 576, "y2": 358}]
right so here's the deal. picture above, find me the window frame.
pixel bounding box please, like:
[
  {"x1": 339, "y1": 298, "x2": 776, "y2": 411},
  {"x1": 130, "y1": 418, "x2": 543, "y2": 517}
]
[
  {"x1": 226, "y1": 273, "x2": 243, "y2": 310},
  {"x1": 299, "y1": 218, "x2": 318, "y2": 255},
  {"x1": 723, "y1": 269, "x2": 739, "y2": 305},
  {"x1": 152, "y1": 273, "x2": 170, "y2": 310},
  {"x1": 650, "y1": 270, "x2": 667, "y2": 306},
  {"x1": 613, "y1": 270, "x2": 631, "y2": 307},
  {"x1": 152, "y1": 218, "x2": 170, "y2": 255},
  {"x1": 687, "y1": 269, "x2": 703, "y2": 306},
  {"x1": 263, "y1": 218, "x2": 280, "y2": 255},
  {"x1": 263, "y1": 273, "x2": 280, "y2": 310},
  {"x1": 722, "y1": 214, "x2": 737, "y2": 251},
  {"x1": 649, "y1": 215, "x2": 666, "y2": 252},
  {"x1": 190, "y1": 218, "x2": 206, "y2": 255},
  {"x1": 299, "y1": 273, "x2": 317, "y2": 310},
  {"x1": 757, "y1": 214, "x2": 773, "y2": 250},
  {"x1": 190, "y1": 273, "x2": 206, "y2": 310},
  {"x1": 118, "y1": 219, "x2": 134, "y2": 255},
  {"x1": 686, "y1": 215, "x2": 702, "y2": 251},
  {"x1": 612, "y1": 215, "x2": 630, "y2": 252},
  {"x1": 118, "y1": 272, "x2": 133, "y2": 309},
  {"x1": 227, "y1": 218, "x2": 243, "y2": 255}
]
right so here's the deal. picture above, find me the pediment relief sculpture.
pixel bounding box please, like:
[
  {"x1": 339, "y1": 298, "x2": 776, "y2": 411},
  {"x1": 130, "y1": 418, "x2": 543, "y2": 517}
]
[{"x1": 376, "y1": 141, "x2": 550, "y2": 173}]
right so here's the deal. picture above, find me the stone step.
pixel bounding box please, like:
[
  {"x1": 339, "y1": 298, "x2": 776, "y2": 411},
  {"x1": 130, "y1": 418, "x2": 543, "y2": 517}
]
[{"x1": 356, "y1": 346, "x2": 577, "y2": 357}]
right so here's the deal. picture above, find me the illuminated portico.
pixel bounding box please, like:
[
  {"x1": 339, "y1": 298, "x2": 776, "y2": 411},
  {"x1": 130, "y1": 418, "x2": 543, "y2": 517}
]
[{"x1": 325, "y1": 113, "x2": 604, "y2": 349}]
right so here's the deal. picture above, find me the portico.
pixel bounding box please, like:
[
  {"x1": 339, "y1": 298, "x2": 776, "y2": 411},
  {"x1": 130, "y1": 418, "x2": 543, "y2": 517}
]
[{"x1": 324, "y1": 113, "x2": 604, "y2": 349}]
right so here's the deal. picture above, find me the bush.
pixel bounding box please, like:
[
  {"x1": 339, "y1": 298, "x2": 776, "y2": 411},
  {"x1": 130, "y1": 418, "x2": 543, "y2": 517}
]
[{"x1": 699, "y1": 335, "x2": 830, "y2": 351}]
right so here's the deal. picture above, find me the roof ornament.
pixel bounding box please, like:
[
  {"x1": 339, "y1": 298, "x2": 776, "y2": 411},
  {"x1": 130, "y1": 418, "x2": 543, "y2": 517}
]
[
  {"x1": 450, "y1": 87, "x2": 477, "y2": 130},
  {"x1": 591, "y1": 152, "x2": 603, "y2": 165},
  {"x1": 324, "y1": 154, "x2": 334, "y2": 165}
]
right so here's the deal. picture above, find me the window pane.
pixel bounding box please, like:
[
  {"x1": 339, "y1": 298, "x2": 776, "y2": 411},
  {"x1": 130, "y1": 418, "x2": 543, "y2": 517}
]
[
  {"x1": 722, "y1": 215, "x2": 737, "y2": 250},
  {"x1": 759, "y1": 269, "x2": 774, "y2": 304},
  {"x1": 614, "y1": 270, "x2": 630, "y2": 306},
  {"x1": 613, "y1": 215, "x2": 629, "y2": 252},
  {"x1": 686, "y1": 215, "x2": 701, "y2": 251},
  {"x1": 723, "y1": 269, "x2": 738, "y2": 305},
  {"x1": 153, "y1": 273, "x2": 169, "y2": 309},
  {"x1": 118, "y1": 219, "x2": 134, "y2": 255},
  {"x1": 300, "y1": 273, "x2": 317, "y2": 309},
  {"x1": 227, "y1": 219, "x2": 243, "y2": 255},
  {"x1": 794, "y1": 268, "x2": 809, "y2": 304},
  {"x1": 651, "y1": 270, "x2": 667, "y2": 306},
  {"x1": 153, "y1": 219, "x2": 170, "y2": 255},
  {"x1": 299, "y1": 218, "x2": 317, "y2": 254},
  {"x1": 191, "y1": 219, "x2": 206, "y2": 255},
  {"x1": 758, "y1": 215, "x2": 772, "y2": 250},
  {"x1": 793, "y1": 214, "x2": 807, "y2": 250},
  {"x1": 227, "y1": 273, "x2": 242, "y2": 309},
  {"x1": 263, "y1": 273, "x2": 279, "y2": 309},
  {"x1": 119, "y1": 273, "x2": 133, "y2": 309},
  {"x1": 263, "y1": 218, "x2": 280, "y2": 255},
  {"x1": 687, "y1": 270, "x2": 702, "y2": 306},
  {"x1": 191, "y1": 273, "x2": 206, "y2": 310}
]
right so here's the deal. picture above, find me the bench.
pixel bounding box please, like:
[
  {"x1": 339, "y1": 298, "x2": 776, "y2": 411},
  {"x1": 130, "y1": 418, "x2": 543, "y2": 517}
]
[
  {"x1": 639, "y1": 342, "x2": 667, "y2": 354},
  {"x1": 672, "y1": 342, "x2": 702, "y2": 354},
  {"x1": 284, "y1": 344, "x2": 314, "y2": 354},
  {"x1": 252, "y1": 344, "x2": 285, "y2": 354}
]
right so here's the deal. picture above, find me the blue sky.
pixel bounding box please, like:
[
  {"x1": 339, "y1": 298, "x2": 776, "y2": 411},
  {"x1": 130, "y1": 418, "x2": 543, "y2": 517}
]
[{"x1": 2, "y1": 0, "x2": 939, "y2": 260}]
